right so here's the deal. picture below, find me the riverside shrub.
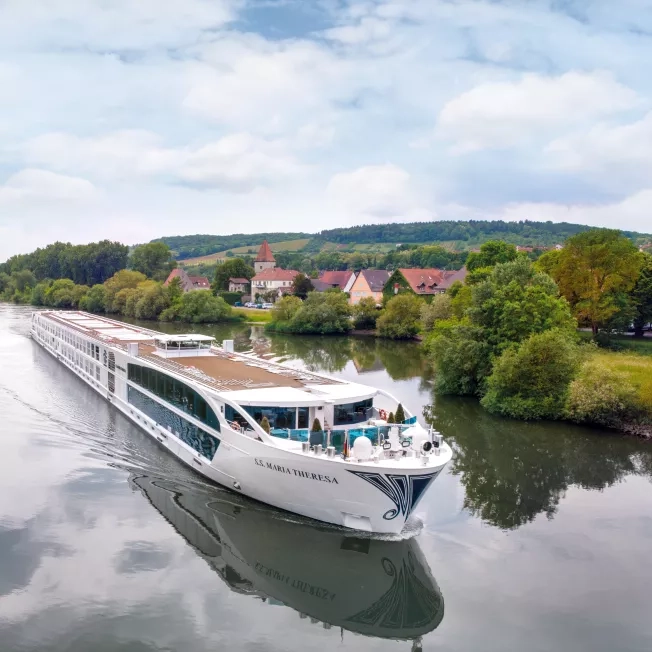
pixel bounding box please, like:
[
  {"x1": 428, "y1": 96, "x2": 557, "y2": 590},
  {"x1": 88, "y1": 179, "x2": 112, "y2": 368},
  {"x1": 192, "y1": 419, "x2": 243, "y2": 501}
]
[
  {"x1": 377, "y1": 294, "x2": 423, "y2": 339},
  {"x1": 424, "y1": 320, "x2": 492, "y2": 395},
  {"x1": 481, "y1": 330, "x2": 581, "y2": 420}
]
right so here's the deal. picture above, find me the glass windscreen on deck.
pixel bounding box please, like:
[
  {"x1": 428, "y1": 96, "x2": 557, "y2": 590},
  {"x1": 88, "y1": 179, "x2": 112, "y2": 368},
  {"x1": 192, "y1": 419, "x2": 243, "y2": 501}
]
[
  {"x1": 127, "y1": 364, "x2": 220, "y2": 431},
  {"x1": 225, "y1": 405, "x2": 310, "y2": 430},
  {"x1": 334, "y1": 398, "x2": 373, "y2": 426}
]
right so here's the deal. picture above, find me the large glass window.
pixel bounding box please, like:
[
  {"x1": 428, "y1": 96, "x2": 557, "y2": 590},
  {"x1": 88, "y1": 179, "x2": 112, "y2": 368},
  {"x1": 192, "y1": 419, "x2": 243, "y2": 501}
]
[
  {"x1": 334, "y1": 398, "x2": 373, "y2": 426},
  {"x1": 128, "y1": 387, "x2": 220, "y2": 460},
  {"x1": 242, "y1": 405, "x2": 297, "y2": 430},
  {"x1": 127, "y1": 364, "x2": 220, "y2": 433},
  {"x1": 298, "y1": 407, "x2": 309, "y2": 429}
]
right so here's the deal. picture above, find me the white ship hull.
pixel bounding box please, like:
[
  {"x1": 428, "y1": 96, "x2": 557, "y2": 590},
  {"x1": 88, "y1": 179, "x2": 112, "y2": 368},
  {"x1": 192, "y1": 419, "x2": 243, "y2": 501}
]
[{"x1": 31, "y1": 311, "x2": 452, "y2": 535}]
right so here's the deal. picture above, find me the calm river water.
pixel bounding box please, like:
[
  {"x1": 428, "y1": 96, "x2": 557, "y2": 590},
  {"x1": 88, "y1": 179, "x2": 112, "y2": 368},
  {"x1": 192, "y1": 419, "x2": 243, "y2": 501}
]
[{"x1": 2, "y1": 304, "x2": 652, "y2": 651}]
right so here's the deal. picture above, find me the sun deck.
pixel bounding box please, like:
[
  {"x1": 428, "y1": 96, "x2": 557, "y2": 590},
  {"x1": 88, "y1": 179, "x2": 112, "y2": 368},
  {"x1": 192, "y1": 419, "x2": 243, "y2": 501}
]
[{"x1": 40, "y1": 311, "x2": 344, "y2": 395}]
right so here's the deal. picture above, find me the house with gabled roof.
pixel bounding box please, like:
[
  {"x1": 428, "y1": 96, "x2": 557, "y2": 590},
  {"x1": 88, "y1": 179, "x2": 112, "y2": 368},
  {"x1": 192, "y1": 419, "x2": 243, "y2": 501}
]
[
  {"x1": 384, "y1": 267, "x2": 467, "y2": 298},
  {"x1": 348, "y1": 270, "x2": 390, "y2": 305},
  {"x1": 318, "y1": 270, "x2": 356, "y2": 292},
  {"x1": 164, "y1": 268, "x2": 211, "y2": 292}
]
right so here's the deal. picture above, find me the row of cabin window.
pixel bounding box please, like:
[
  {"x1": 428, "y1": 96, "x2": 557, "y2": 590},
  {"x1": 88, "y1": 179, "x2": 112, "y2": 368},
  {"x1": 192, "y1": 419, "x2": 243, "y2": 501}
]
[
  {"x1": 61, "y1": 343, "x2": 101, "y2": 381},
  {"x1": 127, "y1": 364, "x2": 221, "y2": 432},
  {"x1": 127, "y1": 386, "x2": 220, "y2": 460}
]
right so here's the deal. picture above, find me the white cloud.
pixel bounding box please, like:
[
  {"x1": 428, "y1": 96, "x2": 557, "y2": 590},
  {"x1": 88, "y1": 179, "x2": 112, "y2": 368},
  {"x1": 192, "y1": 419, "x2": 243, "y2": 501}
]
[
  {"x1": 23, "y1": 130, "x2": 304, "y2": 192},
  {"x1": 545, "y1": 111, "x2": 652, "y2": 191},
  {"x1": 182, "y1": 33, "x2": 359, "y2": 135},
  {"x1": 437, "y1": 71, "x2": 638, "y2": 153},
  {"x1": 0, "y1": 0, "x2": 237, "y2": 51},
  {"x1": 0, "y1": 169, "x2": 97, "y2": 204},
  {"x1": 487, "y1": 190, "x2": 652, "y2": 234},
  {"x1": 327, "y1": 164, "x2": 430, "y2": 220}
]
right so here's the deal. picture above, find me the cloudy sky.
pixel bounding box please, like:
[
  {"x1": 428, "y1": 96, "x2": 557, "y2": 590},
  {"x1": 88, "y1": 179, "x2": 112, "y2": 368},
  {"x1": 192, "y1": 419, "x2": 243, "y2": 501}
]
[{"x1": 1, "y1": 0, "x2": 652, "y2": 260}]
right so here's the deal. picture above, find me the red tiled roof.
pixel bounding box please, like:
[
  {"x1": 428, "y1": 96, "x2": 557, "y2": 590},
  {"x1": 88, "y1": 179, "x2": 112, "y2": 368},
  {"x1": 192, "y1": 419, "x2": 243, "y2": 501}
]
[
  {"x1": 189, "y1": 276, "x2": 210, "y2": 288},
  {"x1": 163, "y1": 268, "x2": 184, "y2": 287},
  {"x1": 438, "y1": 267, "x2": 468, "y2": 289},
  {"x1": 319, "y1": 270, "x2": 354, "y2": 289},
  {"x1": 255, "y1": 240, "x2": 276, "y2": 263},
  {"x1": 251, "y1": 268, "x2": 299, "y2": 282},
  {"x1": 397, "y1": 268, "x2": 445, "y2": 294}
]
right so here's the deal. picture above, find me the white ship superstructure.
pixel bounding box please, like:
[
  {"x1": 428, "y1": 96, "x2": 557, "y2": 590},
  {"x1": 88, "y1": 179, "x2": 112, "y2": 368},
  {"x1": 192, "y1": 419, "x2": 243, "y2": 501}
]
[{"x1": 31, "y1": 310, "x2": 452, "y2": 534}]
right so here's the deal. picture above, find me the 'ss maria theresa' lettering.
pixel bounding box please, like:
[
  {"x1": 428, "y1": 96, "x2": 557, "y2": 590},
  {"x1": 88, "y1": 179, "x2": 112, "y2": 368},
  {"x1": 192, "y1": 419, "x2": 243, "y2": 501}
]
[{"x1": 254, "y1": 458, "x2": 338, "y2": 484}]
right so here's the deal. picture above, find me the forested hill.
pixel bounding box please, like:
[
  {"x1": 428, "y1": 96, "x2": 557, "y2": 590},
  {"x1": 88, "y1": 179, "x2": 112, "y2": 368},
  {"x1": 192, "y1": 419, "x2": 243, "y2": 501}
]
[
  {"x1": 155, "y1": 220, "x2": 651, "y2": 260},
  {"x1": 319, "y1": 220, "x2": 648, "y2": 246},
  {"x1": 152, "y1": 232, "x2": 311, "y2": 260}
]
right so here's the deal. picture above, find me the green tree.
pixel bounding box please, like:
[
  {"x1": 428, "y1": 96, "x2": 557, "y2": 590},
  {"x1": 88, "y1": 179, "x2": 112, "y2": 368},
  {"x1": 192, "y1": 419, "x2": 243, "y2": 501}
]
[
  {"x1": 377, "y1": 294, "x2": 423, "y2": 339},
  {"x1": 104, "y1": 270, "x2": 147, "y2": 312},
  {"x1": 288, "y1": 291, "x2": 352, "y2": 334},
  {"x1": 550, "y1": 229, "x2": 643, "y2": 335},
  {"x1": 292, "y1": 273, "x2": 313, "y2": 299},
  {"x1": 395, "y1": 403, "x2": 406, "y2": 423},
  {"x1": 466, "y1": 241, "x2": 518, "y2": 271},
  {"x1": 212, "y1": 259, "x2": 254, "y2": 293},
  {"x1": 353, "y1": 297, "x2": 379, "y2": 330},
  {"x1": 130, "y1": 242, "x2": 175, "y2": 281},
  {"x1": 30, "y1": 281, "x2": 51, "y2": 306},
  {"x1": 424, "y1": 320, "x2": 492, "y2": 395},
  {"x1": 631, "y1": 253, "x2": 652, "y2": 338},
  {"x1": 83, "y1": 284, "x2": 107, "y2": 312},
  {"x1": 166, "y1": 276, "x2": 183, "y2": 307},
  {"x1": 160, "y1": 290, "x2": 232, "y2": 323},
  {"x1": 134, "y1": 281, "x2": 170, "y2": 320},
  {"x1": 420, "y1": 293, "x2": 452, "y2": 331},
  {"x1": 469, "y1": 257, "x2": 576, "y2": 352},
  {"x1": 271, "y1": 295, "x2": 302, "y2": 323},
  {"x1": 481, "y1": 330, "x2": 581, "y2": 420},
  {"x1": 387, "y1": 412, "x2": 395, "y2": 424}
]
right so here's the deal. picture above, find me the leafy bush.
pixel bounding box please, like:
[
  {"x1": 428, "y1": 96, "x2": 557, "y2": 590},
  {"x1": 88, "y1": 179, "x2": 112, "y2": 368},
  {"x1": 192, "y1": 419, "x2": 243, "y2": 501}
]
[
  {"x1": 420, "y1": 294, "x2": 452, "y2": 331},
  {"x1": 424, "y1": 320, "x2": 492, "y2": 395},
  {"x1": 353, "y1": 297, "x2": 379, "y2": 330},
  {"x1": 218, "y1": 291, "x2": 244, "y2": 306},
  {"x1": 565, "y1": 353, "x2": 652, "y2": 430},
  {"x1": 160, "y1": 290, "x2": 232, "y2": 323},
  {"x1": 377, "y1": 294, "x2": 423, "y2": 339},
  {"x1": 268, "y1": 291, "x2": 351, "y2": 334},
  {"x1": 311, "y1": 418, "x2": 322, "y2": 432},
  {"x1": 271, "y1": 295, "x2": 302, "y2": 323},
  {"x1": 481, "y1": 330, "x2": 581, "y2": 420}
]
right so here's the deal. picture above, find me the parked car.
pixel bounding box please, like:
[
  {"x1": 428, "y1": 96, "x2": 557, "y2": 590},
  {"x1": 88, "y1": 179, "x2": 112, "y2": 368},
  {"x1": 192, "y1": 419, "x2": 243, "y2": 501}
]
[
  {"x1": 255, "y1": 303, "x2": 264, "y2": 309},
  {"x1": 234, "y1": 301, "x2": 243, "y2": 307},
  {"x1": 244, "y1": 302, "x2": 255, "y2": 308},
  {"x1": 262, "y1": 302, "x2": 274, "y2": 309}
]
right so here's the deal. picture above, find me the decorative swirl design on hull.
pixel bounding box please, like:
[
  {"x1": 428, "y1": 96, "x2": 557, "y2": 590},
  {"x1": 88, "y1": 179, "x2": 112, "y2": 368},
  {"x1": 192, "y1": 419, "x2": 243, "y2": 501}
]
[{"x1": 347, "y1": 471, "x2": 439, "y2": 520}]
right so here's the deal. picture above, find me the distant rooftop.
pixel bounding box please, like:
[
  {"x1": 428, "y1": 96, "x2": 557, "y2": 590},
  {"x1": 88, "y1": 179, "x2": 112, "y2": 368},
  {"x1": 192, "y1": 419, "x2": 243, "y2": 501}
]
[{"x1": 255, "y1": 240, "x2": 276, "y2": 263}]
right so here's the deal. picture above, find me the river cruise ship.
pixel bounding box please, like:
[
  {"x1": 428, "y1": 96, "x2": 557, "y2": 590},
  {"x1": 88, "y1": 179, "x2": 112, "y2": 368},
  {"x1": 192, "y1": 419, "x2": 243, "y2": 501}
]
[{"x1": 31, "y1": 310, "x2": 452, "y2": 534}]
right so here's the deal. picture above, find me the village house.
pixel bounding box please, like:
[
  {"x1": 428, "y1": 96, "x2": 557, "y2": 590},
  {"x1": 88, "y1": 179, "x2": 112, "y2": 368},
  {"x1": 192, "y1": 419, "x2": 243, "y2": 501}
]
[
  {"x1": 250, "y1": 241, "x2": 298, "y2": 300},
  {"x1": 163, "y1": 268, "x2": 211, "y2": 292},
  {"x1": 384, "y1": 267, "x2": 468, "y2": 297},
  {"x1": 228, "y1": 277, "x2": 250, "y2": 293},
  {"x1": 348, "y1": 270, "x2": 390, "y2": 305},
  {"x1": 317, "y1": 270, "x2": 357, "y2": 292}
]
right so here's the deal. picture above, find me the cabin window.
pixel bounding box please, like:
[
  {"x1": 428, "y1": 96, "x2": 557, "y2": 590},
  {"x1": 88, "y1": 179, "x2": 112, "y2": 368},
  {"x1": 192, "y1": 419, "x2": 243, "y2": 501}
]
[
  {"x1": 127, "y1": 364, "x2": 220, "y2": 432},
  {"x1": 334, "y1": 399, "x2": 373, "y2": 426}
]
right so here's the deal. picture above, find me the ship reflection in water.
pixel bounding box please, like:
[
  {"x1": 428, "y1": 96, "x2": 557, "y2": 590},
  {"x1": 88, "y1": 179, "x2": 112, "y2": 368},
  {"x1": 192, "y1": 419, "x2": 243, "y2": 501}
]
[{"x1": 131, "y1": 475, "x2": 445, "y2": 647}]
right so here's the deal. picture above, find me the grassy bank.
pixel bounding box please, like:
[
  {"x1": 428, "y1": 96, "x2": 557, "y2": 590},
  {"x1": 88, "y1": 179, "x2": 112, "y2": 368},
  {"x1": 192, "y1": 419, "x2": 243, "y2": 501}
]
[
  {"x1": 594, "y1": 351, "x2": 652, "y2": 406},
  {"x1": 232, "y1": 307, "x2": 272, "y2": 323},
  {"x1": 578, "y1": 331, "x2": 652, "y2": 356}
]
